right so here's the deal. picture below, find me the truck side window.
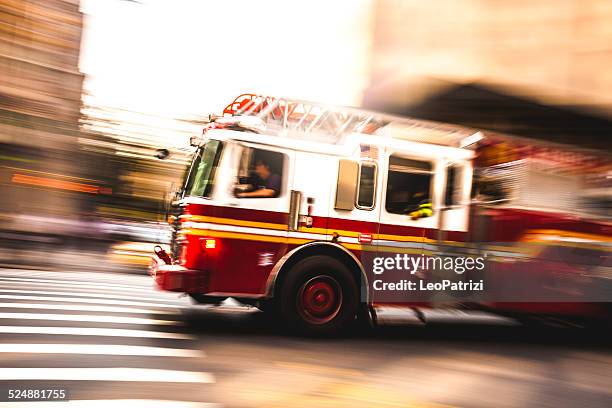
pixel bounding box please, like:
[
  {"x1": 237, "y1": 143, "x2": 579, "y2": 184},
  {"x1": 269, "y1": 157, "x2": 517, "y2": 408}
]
[
  {"x1": 356, "y1": 162, "x2": 377, "y2": 209},
  {"x1": 234, "y1": 148, "x2": 285, "y2": 198},
  {"x1": 385, "y1": 155, "x2": 432, "y2": 215},
  {"x1": 444, "y1": 165, "x2": 462, "y2": 207}
]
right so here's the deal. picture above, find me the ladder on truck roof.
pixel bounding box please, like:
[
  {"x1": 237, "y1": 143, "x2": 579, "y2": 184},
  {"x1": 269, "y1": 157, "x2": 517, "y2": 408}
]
[{"x1": 219, "y1": 93, "x2": 479, "y2": 147}]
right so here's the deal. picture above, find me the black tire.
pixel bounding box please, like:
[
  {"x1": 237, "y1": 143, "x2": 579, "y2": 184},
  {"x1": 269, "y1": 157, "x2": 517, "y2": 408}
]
[
  {"x1": 277, "y1": 255, "x2": 359, "y2": 335},
  {"x1": 257, "y1": 299, "x2": 277, "y2": 314}
]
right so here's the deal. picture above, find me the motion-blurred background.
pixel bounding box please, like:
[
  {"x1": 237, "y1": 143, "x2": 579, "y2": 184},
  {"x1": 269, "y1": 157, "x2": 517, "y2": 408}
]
[{"x1": 1, "y1": 0, "x2": 611, "y2": 270}]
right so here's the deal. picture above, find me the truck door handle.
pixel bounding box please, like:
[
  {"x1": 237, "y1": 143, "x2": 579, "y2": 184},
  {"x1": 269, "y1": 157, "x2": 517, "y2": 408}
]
[{"x1": 288, "y1": 190, "x2": 302, "y2": 231}]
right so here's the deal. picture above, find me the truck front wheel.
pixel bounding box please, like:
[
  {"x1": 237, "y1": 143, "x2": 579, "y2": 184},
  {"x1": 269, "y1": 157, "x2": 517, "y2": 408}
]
[{"x1": 278, "y1": 255, "x2": 359, "y2": 335}]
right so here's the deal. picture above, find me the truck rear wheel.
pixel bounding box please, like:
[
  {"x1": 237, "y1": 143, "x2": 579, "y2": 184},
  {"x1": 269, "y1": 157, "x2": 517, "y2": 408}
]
[{"x1": 278, "y1": 255, "x2": 358, "y2": 335}]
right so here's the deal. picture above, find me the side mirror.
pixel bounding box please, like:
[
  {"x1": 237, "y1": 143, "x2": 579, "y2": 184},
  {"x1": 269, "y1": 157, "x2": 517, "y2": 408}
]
[{"x1": 155, "y1": 148, "x2": 170, "y2": 160}]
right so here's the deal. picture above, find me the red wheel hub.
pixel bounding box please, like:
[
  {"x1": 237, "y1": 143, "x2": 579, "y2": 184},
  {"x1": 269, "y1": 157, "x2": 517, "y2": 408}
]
[{"x1": 297, "y1": 275, "x2": 342, "y2": 324}]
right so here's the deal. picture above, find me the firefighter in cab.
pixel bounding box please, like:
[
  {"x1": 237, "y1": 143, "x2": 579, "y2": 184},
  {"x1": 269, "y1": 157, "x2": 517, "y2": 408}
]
[{"x1": 408, "y1": 190, "x2": 433, "y2": 220}]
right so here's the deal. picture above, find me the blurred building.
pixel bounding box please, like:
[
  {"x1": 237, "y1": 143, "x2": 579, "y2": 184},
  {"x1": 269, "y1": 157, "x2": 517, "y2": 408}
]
[
  {"x1": 1, "y1": 0, "x2": 83, "y2": 124},
  {"x1": 0, "y1": 0, "x2": 86, "y2": 235},
  {"x1": 366, "y1": 81, "x2": 612, "y2": 150},
  {"x1": 363, "y1": 0, "x2": 612, "y2": 150}
]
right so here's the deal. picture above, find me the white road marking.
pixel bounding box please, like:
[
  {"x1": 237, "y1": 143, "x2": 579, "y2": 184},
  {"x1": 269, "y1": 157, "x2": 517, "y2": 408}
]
[
  {"x1": 0, "y1": 400, "x2": 219, "y2": 408},
  {"x1": 0, "y1": 326, "x2": 192, "y2": 339},
  {"x1": 0, "y1": 269, "x2": 151, "y2": 283},
  {"x1": 0, "y1": 276, "x2": 155, "y2": 292},
  {"x1": 0, "y1": 277, "x2": 166, "y2": 296},
  {"x1": 0, "y1": 367, "x2": 214, "y2": 383},
  {"x1": 0, "y1": 312, "x2": 177, "y2": 326},
  {"x1": 0, "y1": 302, "x2": 176, "y2": 315},
  {"x1": 0, "y1": 343, "x2": 203, "y2": 357},
  {"x1": 0, "y1": 288, "x2": 185, "y2": 305},
  {"x1": 0, "y1": 294, "x2": 185, "y2": 309}
]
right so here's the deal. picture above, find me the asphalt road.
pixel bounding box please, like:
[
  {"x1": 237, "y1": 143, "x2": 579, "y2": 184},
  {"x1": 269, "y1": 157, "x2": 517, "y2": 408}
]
[{"x1": 0, "y1": 268, "x2": 610, "y2": 408}]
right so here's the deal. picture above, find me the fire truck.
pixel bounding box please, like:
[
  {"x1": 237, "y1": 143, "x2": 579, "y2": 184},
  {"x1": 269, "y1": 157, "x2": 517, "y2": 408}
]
[{"x1": 150, "y1": 94, "x2": 611, "y2": 334}]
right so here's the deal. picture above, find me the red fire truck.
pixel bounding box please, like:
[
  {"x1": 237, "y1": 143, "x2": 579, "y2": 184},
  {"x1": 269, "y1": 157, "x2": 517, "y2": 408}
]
[{"x1": 151, "y1": 94, "x2": 611, "y2": 334}]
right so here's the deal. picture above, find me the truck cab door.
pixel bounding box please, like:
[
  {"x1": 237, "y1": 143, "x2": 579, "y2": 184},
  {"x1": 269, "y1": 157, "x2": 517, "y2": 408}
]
[
  {"x1": 425, "y1": 160, "x2": 475, "y2": 306},
  {"x1": 372, "y1": 152, "x2": 437, "y2": 305},
  {"x1": 378, "y1": 153, "x2": 437, "y2": 254},
  {"x1": 435, "y1": 161, "x2": 473, "y2": 237},
  {"x1": 211, "y1": 141, "x2": 295, "y2": 295}
]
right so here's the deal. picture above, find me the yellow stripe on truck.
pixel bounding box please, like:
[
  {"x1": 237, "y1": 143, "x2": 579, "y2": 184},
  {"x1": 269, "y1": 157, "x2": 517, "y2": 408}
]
[{"x1": 186, "y1": 215, "x2": 289, "y2": 231}]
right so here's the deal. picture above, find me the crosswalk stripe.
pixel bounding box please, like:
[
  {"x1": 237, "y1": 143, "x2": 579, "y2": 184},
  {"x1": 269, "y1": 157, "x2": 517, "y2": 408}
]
[
  {"x1": 0, "y1": 294, "x2": 185, "y2": 309},
  {"x1": 0, "y1": 269, "x2": 151, "y2": 283},
  {"x1": 0, "y1": 276, "x2": 155, "y2": 292},
  {"x1": 0, "y1": 343, "x2": 203, "y2": 357},
  {"x1": 0, "y1": 312, "x2": 178, "y2": 326},
  {"x1": 0, "y1": 367, "x2": 214, "y2": 383},
  {"x1": 0, "y1": 400, "x2": 219, "y2": 408},
  {"x1": 0, "y1": 288, "x2": 186, "y2": 305},
  {"x1": 0, "y1": 277, "x2": 164, "y2": 296},
  {"x1": 0, "y1": 326, "x2": 193, "y2": 339},
  {"x1": 0, "y1": 274, "x2": 152, "y2": 289},
  {"x1": 0, "y1": 275, "x2": 155, "y2": 291},
  {"x1": 0, "y1": 279, "x2": 180, "y2": 301},
  {"x1": 0, "y1": 270, "x2": 215, "y2": 407},
  {"x1": 0, "y1": 278, "x2": 159, "y2": 299},
  {"x1": 0, "y1": 302, "x2": 176, "y2": 315},
  {"x1": 0, "y1": 271, "x2": 150, "y2": 283}
]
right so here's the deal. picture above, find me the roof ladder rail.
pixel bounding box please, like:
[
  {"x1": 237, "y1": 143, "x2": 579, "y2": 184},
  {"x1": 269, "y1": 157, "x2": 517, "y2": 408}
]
[{"x1": 224, "y1": 94, "x2": 385, "y2": 137}]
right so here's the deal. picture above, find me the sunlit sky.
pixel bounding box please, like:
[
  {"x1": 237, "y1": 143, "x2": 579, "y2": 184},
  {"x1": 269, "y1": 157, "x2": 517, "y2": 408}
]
[{"x1": 79, "y1": 0, "x2": 374, "y2": 119}]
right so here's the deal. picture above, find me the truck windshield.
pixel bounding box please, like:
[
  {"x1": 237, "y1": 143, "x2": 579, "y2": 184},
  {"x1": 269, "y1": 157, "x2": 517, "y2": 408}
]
[{"x1": 183, "y1": 140, "x2": 224, "y2": 198}]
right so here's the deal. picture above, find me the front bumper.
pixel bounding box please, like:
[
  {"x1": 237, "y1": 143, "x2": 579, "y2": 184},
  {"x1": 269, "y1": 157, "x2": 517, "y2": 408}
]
[{"x1": 149, "y1": 255, "x2": 208, "y2": 292}]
